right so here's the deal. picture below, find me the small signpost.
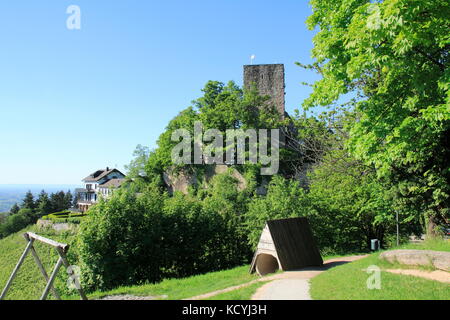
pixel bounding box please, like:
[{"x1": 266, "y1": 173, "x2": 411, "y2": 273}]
[{"x1": 0, "y1": 232, "x2": 88, "y2": 300}]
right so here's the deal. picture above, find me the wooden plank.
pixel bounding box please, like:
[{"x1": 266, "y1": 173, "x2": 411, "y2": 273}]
[
  {"x1": 26, "y1": 232, "x2": 69, "y2": 251},
  {"x1": 0, "y1": 239, "x2": 34, "y2": 300},
  {"x1": 267, "y1": 217, "x2": 322, "y2": 270},
  {"x1": 40, "y1": 257, "x2": 63, "y2": 300}
]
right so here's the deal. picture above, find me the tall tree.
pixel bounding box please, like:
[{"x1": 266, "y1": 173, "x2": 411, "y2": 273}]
[
  {"x1": 36, "y1": 190, "x2": 52, "y2": 216},
  {"x1": 303, "y1": 0, "x2": 450, "y2": 236},
  {"x1": 50, "y1": 191, "x2": 67, "y2": 212},
  {"x1": 22, "y1": 191, "x2": 36, "y2": 211},
  {"x1": 125, "y1": 144, "x2": 150, "y2": 180},
  {"x1": 64, "y1": 191, "x2": 73, "y2": 209},
  {"x1": 9, "y1": 203, "x2": 20, "y2": 214}
]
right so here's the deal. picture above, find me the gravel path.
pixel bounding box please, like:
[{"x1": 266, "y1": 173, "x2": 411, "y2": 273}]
[
  {"x1": 99, "y1": 255, "x2": 368, "y2": 301},
  {"x1": 252, "y1": 279, "x2": 312, "y2": 300},
  {"x1": 100, "y1": 294, "x2": 167, "y2": 300},
  {"x1": 251, "y1": 255, "x2": 368, "y2": 300}
]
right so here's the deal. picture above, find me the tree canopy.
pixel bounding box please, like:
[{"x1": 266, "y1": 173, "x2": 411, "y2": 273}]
[{"x1": 303, "y1": 0, "x2": 450, "y2": 234}]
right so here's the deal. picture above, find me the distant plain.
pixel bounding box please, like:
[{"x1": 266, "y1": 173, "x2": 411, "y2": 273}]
[{"x1": 0, "y1": 185, "x2": 80, "y2": 212}]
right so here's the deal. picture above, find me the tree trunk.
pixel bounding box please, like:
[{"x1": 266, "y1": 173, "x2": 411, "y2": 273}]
[{"x1": 426, "y1": 214, "x2": 439, "y2": 238}]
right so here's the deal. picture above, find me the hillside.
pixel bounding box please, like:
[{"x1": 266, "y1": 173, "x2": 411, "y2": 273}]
[
  {"x1": 0, "y1": 225, "x2": 78, "y2": 300},
  {"x1": 0, "y1": 225, "x2": 260, "y2": 300}
]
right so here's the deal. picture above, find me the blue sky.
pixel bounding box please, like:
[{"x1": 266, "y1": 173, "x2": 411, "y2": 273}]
[{"x1": 0, "y1": 0, "x2": 319, "y2": 185}]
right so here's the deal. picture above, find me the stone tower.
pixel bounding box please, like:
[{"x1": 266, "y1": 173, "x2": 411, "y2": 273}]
[{"x1": 243, "y1": 64, "x2": 286, "y2": 116}]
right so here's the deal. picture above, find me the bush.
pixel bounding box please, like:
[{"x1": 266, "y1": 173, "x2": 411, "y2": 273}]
[
  {"x1": 41, "y1": 211, "x2": 86, "y2": 224},
  {"x1": 0, "y1": 213, "x2": 32, "y2": 239},
  {"x1": 77, "y1": 174, "x2": 252, "y2": 292},
  {"x1": 78, "y1": 188, "x2": 164, "y2": 290},
  {"x1": 245, "y1": 176, "x2": 312, "y2": 248}
]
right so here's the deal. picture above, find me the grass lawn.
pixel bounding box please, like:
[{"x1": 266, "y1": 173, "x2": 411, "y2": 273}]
[
  {"x1": 0, "y1": 225, "x2": 78, "y2": 300},
  {"x1": 1, "y1": 226, "x2": 261, "y2": 301},
  {"x1": 79, "y1": 253, "x2": 363, "y2": 300},
  {"x1": 310, "y1": 239, "x2": 450, "y2": 300},
  {"x1": 204, "y1": 281, "x2": 269, "y2": 300},
  {"x1": 68, "y1": 265, "x2": 260, "y2": 300}
]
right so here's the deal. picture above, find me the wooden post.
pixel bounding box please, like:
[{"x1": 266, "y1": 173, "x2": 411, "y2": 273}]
[
  {"x1": 24, "y1": 234, "x2": 61, "y2": 300},
  {"x1": 0, "y1": 238, "x2": 34, "y2": 300},
  {"x1": 1, "y1": 231, "x2": 88, "y2": 300},
  {"x1": 396, "y1": 211, "x2": 399, "y2": 247}
]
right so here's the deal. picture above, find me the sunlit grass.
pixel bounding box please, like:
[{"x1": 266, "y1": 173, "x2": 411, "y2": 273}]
[{"x1": 310, "y1": 239, "x2": 450, "y2": 300}]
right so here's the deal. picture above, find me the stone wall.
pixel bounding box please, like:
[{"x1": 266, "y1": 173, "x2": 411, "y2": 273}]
[
  {"x1": 36, "y1": 219, "x2": 78, "y2": 232},
  {"x1": 243, "y1": 64, "x2": 285, "y2": 116}
]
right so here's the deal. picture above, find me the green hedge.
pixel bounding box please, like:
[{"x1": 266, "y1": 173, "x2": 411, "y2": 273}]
[
  {"x1": 41, "y1": 211, "x2": 86, "y2": 224},
  {"x1": 77, "y1": 180, "x2": 252, "y2": 291}
]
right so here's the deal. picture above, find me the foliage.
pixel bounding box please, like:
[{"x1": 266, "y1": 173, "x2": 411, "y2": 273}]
[
  {"x1": 21, "y1": 191, "x2": 36, "y2": 210},
  {"x1": 245, "y1": 175, "x2": 312, "y2": 248},
  {"x1": 124, "y1": 144, "x2": 151, "y2": 185},
  {"x1": 9, "y1": 203, "x2": 20, "y2": 214},
  {"x1": 41, "y1": 211, "x2": 86, "y2": 224},
  {"x1": 308, "y1": 148, "x2": 396, "y2": 253},
  {"x1": 0, "y1": 190, "x2": 74, "y2": 239},
  {"x1": 144, "y1": 80, "x2": 286, "y2": 179},
  {"x1": 77, "y1": 176, "x2": 252, "y2": 291},
  {"x1": 303, "y1": 0, "x2": 450, "y2": 235},
  {"x1": 0, "y1": 213, "x2": 32, "y2": 239}
]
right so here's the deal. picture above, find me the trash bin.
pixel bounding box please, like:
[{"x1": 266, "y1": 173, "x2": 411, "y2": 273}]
[{"x1": 371, "y1": 239, "x2": 380, "y2": 251}]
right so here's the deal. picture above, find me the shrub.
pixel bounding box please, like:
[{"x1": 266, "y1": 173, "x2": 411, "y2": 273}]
[
  {"x1": 77, "y1": 175, "x2": 252, "y2": 292},
  {"x1": 78, "y1": 187, "x2": 165, "y2": 290},
  {"x1": 0, "y1": 213, "x2": 32, "y2": 239},
  {"x1": 245, "y1": 175, "x2": 312, "y2": 248},
  {"x1": 41, "y1": 211, "x2": 86, "y2": 224}
]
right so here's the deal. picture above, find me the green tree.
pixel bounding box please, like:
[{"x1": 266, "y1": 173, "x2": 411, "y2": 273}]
[
  {"x1": 245, "y1": 175, "x2": 312, "y2": 248},
  {"x1": 36, "y1": 190, "x2": 52, "y2": 216},
  {"x1": 125, "y1": 144, "x2": 151, "y2": 188},
  {"x1": 0, "y1": 213, "x2": 31, "y2": 239},
  {"x1": 22, "y1": 191, "x2": 35, "y2": 211},
  {"x1": 50, "y1": 191, "x2": 68, "y2": 212},
  {"x1": 9, "y1": 203, "x2": 20, "y2": 214},
  {"x1": 64, "y1": 191, "x2": 73, "y2": 209},
  {"x1": 303, "y1": 0, "x2": 450, "y2": 236}
]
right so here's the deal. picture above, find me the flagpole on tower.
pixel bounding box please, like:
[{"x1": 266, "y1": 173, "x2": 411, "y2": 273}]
[{"x1": 250, "y1": 54, "x2": 255, "y2": 65}]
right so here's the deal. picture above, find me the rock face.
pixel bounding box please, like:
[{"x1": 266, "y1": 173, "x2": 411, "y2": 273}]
[
  {"x1": 379, "y1": 250, "x2": 450, "y2": 272},
  {"x1": 163, "y1": 165, "x2": 248, "y2": 195}
]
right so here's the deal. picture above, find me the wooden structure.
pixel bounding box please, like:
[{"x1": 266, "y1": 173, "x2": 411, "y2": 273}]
[
  {"x1": 0, "y1": 232, "x2": 88, "y2": 300},
  {"x1": 250, "y1": 217, "x2": 323, "y2": 275}
]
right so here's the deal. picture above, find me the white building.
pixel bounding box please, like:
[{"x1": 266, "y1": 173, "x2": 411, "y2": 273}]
[{"x1": 76, "y1": 167, "x2": 126, "y2": 212}]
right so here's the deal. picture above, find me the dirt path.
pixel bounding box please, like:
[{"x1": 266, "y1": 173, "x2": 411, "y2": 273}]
[
  {"x1": 385, "y1": 269, "x2": 450, "y2": 284},
  {"x1": 186, "y1": 255, "x2": 367, "y2": 300}
]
